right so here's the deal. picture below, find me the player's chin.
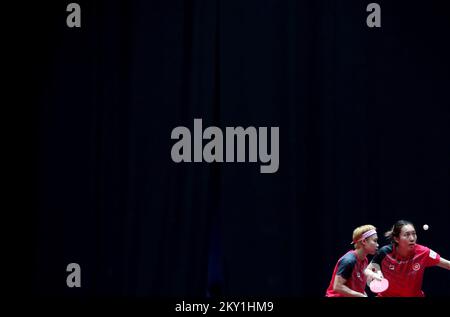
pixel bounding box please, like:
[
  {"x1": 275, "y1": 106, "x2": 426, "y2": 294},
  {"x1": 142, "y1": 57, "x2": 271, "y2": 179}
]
[{"x1": 408, "y1": 243, "x2": 416, "y2": 248}]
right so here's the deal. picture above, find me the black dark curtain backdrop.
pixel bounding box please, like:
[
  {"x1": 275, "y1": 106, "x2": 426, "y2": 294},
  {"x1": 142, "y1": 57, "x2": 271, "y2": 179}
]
[{"x1": 28, "y1": 0, "x2": 449, "y2": 297}]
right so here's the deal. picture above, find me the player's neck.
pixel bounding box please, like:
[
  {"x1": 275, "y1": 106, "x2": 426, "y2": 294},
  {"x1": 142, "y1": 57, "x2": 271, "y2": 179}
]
[
  {"x1": 395, "y1": 245, "x2": 412, "y2": 259},
  {"x1": 355, "y1": 248, "x2": 366, "y2": 260}
]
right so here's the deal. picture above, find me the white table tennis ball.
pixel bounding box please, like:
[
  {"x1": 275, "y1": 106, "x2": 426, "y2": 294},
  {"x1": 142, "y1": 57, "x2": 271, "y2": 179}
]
[{"x1": 423, "y1": 224, "x2": 429, "y2": 231}]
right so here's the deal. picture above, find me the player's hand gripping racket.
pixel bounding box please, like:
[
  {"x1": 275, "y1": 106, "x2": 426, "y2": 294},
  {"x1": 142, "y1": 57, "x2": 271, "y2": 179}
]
[{"x1": 369, "y1": 278, "x2": 389, "y2": 293}]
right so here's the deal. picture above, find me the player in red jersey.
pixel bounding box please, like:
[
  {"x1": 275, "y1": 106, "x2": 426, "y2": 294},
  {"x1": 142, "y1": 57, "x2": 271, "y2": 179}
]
[
  {"x1": 326, "y1": 225, "x2": 379, "y2": 297},
  {"x1": 365, "y1": 220, "x2": 450, "y2": 297}
]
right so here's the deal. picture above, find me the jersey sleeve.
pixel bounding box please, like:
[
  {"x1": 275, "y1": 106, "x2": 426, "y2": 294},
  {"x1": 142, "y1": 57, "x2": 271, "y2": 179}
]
[
  {"x1": 424, "y1": 247, "x2": 441, "y2": 267},
  {"x1": 336, "y1": 253, "x2": 357, "y2": 280},
  {"x1": 371, "y1": 245, "x2": 391, "y2": 266}
]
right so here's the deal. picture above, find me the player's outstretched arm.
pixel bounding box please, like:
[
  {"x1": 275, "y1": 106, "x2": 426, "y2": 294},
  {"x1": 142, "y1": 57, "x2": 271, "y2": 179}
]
[
  {"x1": 437, "y1": 257, "x2": 450, "y2": 270},
  {"x1": 333, "y1": 275, "x2": 367, "y2": 297}
]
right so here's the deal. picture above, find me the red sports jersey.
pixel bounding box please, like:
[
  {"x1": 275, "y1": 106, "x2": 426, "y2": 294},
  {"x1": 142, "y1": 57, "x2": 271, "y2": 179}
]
[
  {"x1": 326, "y1": 250, "x2": 368, "y2": 297},
  {"x1": 371, "y1": 244, "x2": 441, "y2": 297}
]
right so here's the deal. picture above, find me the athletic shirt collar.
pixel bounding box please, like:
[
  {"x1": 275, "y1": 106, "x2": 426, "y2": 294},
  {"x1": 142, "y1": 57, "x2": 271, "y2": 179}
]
[{"x1": 392, "y1": 244, "x2": 416, "y2": 261}]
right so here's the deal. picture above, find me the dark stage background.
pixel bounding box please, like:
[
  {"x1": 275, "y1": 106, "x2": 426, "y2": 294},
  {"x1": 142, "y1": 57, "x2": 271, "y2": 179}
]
[{"x1": 27, "y1": 0, "x2": 449, "y2": 297}]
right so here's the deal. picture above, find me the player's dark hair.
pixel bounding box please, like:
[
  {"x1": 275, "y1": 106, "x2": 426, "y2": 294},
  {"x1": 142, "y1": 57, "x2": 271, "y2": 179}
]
[{"x1": 384, "y1": 220, "x2": 414, "y2": 245}]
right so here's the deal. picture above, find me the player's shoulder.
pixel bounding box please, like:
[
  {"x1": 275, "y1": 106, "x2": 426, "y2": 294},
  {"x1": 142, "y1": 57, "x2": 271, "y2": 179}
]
[
  {"x1": 414, "y1": 244, "x2": 439, "y2": 257},
  {"x1": 339, "y1": 250, "x2": 357, "y2": 264},
  {"x1": 414, "y1": 244, "x2": 429, "y2": 253},
  {"x1": 378, "y1": 244, "x2": 393, "y2": 255}
]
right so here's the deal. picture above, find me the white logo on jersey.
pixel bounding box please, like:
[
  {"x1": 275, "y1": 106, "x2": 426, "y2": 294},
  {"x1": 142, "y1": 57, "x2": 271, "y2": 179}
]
[
  {"x1": 429, "y1": 250, "x2": 437, "y2": 259},
  {"x1": 413, "y1": 263, "x2": 421, "y2": 271},
  {"x1": 389, "y1": 264, "x2": 395, "y2": 270}
]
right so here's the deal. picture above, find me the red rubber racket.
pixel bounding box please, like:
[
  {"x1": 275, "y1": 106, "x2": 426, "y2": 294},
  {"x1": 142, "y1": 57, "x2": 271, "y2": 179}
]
[{"x1": 370, "y1": 278, "x2": 389, "y2": 293}]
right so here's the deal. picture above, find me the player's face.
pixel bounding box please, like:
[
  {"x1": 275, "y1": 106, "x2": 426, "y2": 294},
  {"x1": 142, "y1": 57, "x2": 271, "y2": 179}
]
[
  {"x1": 396, "y1": 224, "x2": 417, "y2": 251},
  {"x1": 364, "y1": 234, "x2": 379, "y2": 255}
]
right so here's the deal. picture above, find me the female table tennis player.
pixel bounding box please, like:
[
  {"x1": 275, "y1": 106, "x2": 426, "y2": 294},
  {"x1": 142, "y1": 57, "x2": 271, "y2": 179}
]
[
  {"x1": 326, "y1": 225, "x2": 379, "y2": 297},
  {"x1": 365, "y1": 220, "x2": 450, "y2": 297}
]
